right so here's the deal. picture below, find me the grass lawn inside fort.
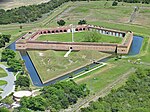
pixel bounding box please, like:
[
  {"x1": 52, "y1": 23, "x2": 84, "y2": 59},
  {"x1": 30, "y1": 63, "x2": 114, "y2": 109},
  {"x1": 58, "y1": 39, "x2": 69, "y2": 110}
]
[
  {"x1": 28, "y1": 50, "x2": 110, "y2": 82},
  {"x1": 37, "y1": 31, "x2": 123, "y2": 43}
]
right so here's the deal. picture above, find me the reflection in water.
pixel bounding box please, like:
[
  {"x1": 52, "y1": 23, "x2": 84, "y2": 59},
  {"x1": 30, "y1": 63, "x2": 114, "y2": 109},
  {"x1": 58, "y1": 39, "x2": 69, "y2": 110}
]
[
  {"x1": 128, "y1": 36, "x2": 143, "y2": 55},
  {"x1": 7, "y1": 36, "x2": 143, "y2": 87}
]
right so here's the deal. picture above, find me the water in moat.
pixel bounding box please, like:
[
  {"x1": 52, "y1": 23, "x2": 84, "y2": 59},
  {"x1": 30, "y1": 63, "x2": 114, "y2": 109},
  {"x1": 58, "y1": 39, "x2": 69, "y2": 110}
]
[{"x1": 7, "y1": 36, "x2": 143, "y2": 87}]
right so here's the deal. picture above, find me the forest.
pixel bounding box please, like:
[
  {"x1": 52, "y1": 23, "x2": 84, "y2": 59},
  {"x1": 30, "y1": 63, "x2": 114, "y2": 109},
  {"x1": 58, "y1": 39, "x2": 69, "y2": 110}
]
[
  {"x1": 17, "y1": 80, "x2": 90, "y2": 111},
  {"x1": 0, "y1": 0, "x2": 70, "y2": 24},
  {"x1": 81, "y1": 68, "x2": 150, "y2": 112}
]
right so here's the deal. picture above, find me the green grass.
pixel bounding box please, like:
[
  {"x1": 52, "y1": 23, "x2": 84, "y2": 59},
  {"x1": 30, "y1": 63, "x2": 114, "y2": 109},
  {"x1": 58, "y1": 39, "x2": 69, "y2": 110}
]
[
  {"x1": 75, "y1": 60, "x2": 133, "y2": 92},
  {"x1": 0, "y1": 68, "x2": 7, "y2": 78},
  {"x1": 51, "y1": 1, "x2": 150, "y2": 28},
  {"x1": 0, "y1": 1, "x2": 149, "y2": 94},
  {"x1": 28, "y1": 50, "x2": 109, "y2": 83},
  {"x1": 37, "y1": 31, "x2": 122, "y2": 43},
  {"x1": 0, "y1": 80, "x2": 7, "y2": 86}
]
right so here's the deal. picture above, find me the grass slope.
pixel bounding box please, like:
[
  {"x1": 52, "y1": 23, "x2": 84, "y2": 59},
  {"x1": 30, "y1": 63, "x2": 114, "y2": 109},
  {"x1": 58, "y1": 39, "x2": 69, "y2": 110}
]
[
  {"x1": 28, "y1": 50, "x2": 109, "y2": 82},
  {"x1": 75, "y1": 60, "x2": 133, "y2": 92}
]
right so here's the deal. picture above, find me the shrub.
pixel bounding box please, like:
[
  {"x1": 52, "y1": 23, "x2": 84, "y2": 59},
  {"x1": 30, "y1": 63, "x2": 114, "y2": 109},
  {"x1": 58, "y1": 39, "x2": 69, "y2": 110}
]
[
  {"x1": 57, "y1": 19, "x2": 66, "y2": 26},
  {"x1": 112, "y1": 1, "x2": 118, "y2": 6}
]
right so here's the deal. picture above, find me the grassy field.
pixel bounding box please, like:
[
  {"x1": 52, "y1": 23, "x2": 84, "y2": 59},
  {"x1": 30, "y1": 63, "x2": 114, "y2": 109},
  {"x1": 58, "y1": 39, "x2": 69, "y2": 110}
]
[
  {"x1": 52, "y1": 1, "x2": 150, "y2": 28},
  {"x1": 28, "y1": 50, "x2": 109, "y2": 82},
  {"x1": 0, "y1": 68, "x2": 7, "y2": 78},
  {"x1": 0, "y1": 0, "x2": 50, "y2": 9},
  {"x1": 75, "y1": 59, "x2": 133, "y2": 92},
  {"x1": 37, "y1": 31, "x2": 122, "y2": 43}
]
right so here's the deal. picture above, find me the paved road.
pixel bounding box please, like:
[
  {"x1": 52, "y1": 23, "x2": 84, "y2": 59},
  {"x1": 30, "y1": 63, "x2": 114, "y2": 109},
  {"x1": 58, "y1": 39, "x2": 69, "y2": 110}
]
[{"x1": 0, "y1": 64, "x2": 16, "y2": 99}]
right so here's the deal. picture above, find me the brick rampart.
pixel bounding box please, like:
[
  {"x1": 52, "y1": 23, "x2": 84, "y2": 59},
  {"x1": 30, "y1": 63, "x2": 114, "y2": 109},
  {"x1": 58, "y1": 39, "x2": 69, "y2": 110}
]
[{"x1": 16, "y1": 25, "x2": 133, "y2": 54}]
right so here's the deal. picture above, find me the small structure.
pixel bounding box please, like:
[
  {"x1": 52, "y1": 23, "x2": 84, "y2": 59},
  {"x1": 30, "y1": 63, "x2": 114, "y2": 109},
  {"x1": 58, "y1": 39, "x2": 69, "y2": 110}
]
[{"x1": 13, "y1": 91, "x2": 32, "y2": 101}]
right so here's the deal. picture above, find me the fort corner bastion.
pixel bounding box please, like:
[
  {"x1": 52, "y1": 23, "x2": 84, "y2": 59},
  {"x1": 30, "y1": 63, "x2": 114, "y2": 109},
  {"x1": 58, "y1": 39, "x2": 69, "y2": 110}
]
[{"x1": 16, "y1": 25, "x2": 133, "y2": 54}]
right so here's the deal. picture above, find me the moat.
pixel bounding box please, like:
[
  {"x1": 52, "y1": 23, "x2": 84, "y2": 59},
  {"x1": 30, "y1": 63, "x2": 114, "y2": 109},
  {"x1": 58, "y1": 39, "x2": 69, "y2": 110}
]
[{"x1": 7, "y1": 35, "x2": 143, "y2": 87}]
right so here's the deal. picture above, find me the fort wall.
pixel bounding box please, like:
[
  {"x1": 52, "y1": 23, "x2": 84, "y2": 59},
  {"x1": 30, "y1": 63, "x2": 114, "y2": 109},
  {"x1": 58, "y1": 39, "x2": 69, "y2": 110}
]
[{"x1": 16, "y1": 25, "x2": 133, "y2": 54}]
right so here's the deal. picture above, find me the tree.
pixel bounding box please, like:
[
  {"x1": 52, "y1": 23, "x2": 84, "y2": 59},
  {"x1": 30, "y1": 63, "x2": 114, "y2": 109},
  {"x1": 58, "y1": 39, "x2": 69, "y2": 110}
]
[
  {"x1": 7, "y1": 59, "x2": 22, "y2": 72},
  {"x1": 15, "y1": 76, "x2": 30, "y2": 87},
  {"x1": 19, "y1": 108, "x2": 30, "y2": 112},
  {"x1": 0, "y1": 107, "x2": 10, "y2": 112},
  {"x1": 20, "y1": 25, "x2": 23, "y2": 29},
  {"x1": 84, "y1": 31, "x2": 101, "y2": 42},
  {"x1": 19, "y1": 80, "x2": 90, "y2": 111},
  {"x1": 57, "y1": 19, "x2": 66, "y2": 26},
  {"x1": 0, "y1": 34, "x2": 10, "y2": 48},
  {"x1": 0, "y1": 39, "x2": 5, "y2": 48},
  {"x1": 0, "y1": 0, "x2": 71, "y2": 24},
  {"x1": 1, "y1": 49, "x2": 16, "y2": 61},
  {"x1": 0, "y1": 95, "x2": 14, "y2": 105},
  {"x1": 81, "y1": 69, "x2": 150, "y2": 112},
  {"x1": 78, "y1": 20, "x2": 87, "y2": 25},
  {"x1": 20, "y1": 96, "x2": 47, "y2": 111},
  {"x1": 2, "y1": 35, "x2": 11, "y2": 43},
  {"x1": 112, "y1": 1, "x2": 118, "y2": 6}
]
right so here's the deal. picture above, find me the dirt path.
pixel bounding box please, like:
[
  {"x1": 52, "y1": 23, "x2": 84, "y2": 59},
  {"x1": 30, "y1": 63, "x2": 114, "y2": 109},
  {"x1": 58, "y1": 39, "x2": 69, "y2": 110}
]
[
  {"x1": 129, "y1": 6, "x2": 139, "y2": 23},
  {"x1": 63, "y1": 68, "x2": 136, "y2": 112}
]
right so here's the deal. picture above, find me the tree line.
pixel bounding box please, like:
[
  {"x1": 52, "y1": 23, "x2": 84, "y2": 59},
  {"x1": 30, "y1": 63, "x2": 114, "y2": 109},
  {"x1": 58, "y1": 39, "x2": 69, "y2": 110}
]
[
  {"x1": 0, "y1": 0, "x2": 70, "y2": 24},
  {"x1": 81, "y1": 68, "x2": 150, "y2": 112},
  {"x1": 17, "y1": 80, "x2": 90, "y2": 112}
]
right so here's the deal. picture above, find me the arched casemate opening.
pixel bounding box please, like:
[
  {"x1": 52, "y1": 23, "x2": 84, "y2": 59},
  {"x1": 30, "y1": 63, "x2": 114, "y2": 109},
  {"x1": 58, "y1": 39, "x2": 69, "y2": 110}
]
[
  {"x1": 60, "y1": 30, "x2": 63, "y2": 32},
  {"x1": 52, "y1": 30, "x2": 55, "y2": 33},
  {"x1": 48, "y1": 31, "x2": 51, "y2": 33},
  {"x1": 106, "y1": 31, "x2": 109, "y2": 34},
  {"x1": 56, "y1": 30, "x2": 59, "y2": 33},
  {"x1": 70, "y1": 47, "x2": 73, "y2": 50},
  {"x1": 43, "y1": 31, "x2": 47, "y2": 34},
  {"x1": 79, "y1": 28, "x2": 82, "y2": 31},
  {"x1": 64, "y1": 29, "x2": 67, "y2": 32},
  {"x1": 122, "y1": 33, "x2": 126, "y2": 37},
  {"x1": 75, "y1": 28, "x2": 79, "y2": 31},
  {"x1": 83, "y1": 28, "x2": 86, "y2": 30}
]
